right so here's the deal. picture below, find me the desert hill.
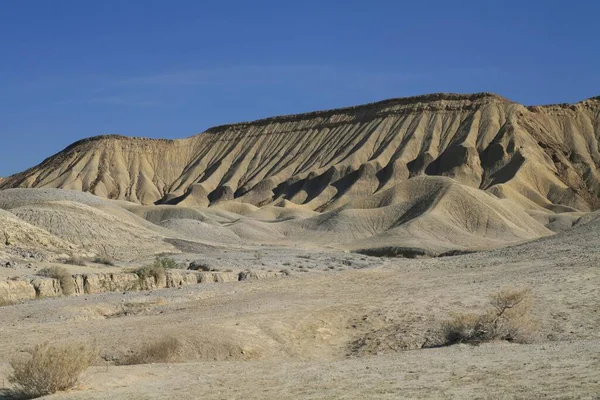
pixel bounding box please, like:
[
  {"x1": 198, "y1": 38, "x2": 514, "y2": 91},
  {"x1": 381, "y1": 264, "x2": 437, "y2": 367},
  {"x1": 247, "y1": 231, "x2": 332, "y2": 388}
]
[
  {"x1": 1, "y1": 93, "x2": 598, "y2": 213},
  {"x1": 0, "y1": 93, "x2": 598, "y2": 259}
]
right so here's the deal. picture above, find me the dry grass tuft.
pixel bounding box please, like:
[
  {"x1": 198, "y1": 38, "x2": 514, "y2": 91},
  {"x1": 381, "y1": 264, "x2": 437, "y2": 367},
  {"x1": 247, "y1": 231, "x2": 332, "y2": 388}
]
[
  {"x1": 8, "y1": 342, "x2": 97, "y2": 398},
  {"x1": 441, "y1": 288, "x2": 534, "y2": 346},
  {"x1": 0, "y1": 296, "x2": 16, "y2": 307},
  {"x1": 118, "y1": 336, "x2": 184, "y2": 365},
  {"x1": 37, "y1": 266, "x2": 75, "y2": 295}
]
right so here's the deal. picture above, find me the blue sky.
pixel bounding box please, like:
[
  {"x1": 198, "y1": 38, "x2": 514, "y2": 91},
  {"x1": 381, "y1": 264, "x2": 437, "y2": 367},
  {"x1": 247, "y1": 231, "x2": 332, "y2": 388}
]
[{"x1": 1, "y1": 0, "x2": 598, "y2": 177}]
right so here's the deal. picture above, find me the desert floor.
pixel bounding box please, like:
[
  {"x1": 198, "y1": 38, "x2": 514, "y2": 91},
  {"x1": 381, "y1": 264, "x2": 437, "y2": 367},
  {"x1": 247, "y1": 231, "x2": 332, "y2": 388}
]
[{"x1": 1, "y1": 223, "x2": 599, "y2": 399}]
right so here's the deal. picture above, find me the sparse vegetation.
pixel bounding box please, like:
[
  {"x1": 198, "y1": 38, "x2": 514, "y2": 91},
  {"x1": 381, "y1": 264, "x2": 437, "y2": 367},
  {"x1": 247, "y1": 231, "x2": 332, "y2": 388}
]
[
  {"x1": 188, "y1": 260, "x2": 212, "y2": 271},
  {"x1": 61, "y1": 256, "x2": 86, "y2": 266},
  {"x1": 280, "y1": 269, "x2": 291, "y2": 276},
  {"x1": 37, "y1": 266, "x2": 75, "y2": 295},
  {"x1": 92, "y1": 256, "x2": 115, "y2": 266},
  {"x1": 118, "y1": 336, "x2": 183, "y2": 365},
  {"x1": 440, "y1": 288, "x2": 534, "y2": 346},
  {"x1": 8, "y1": 342, "x2": 97, "y2": 398}
]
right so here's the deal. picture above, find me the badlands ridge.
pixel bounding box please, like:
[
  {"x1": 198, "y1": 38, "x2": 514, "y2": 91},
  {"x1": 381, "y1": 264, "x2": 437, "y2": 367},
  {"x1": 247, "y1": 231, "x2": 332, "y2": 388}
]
[{"x1": 0, "y1": 92, "x2": 598, "y2": 259}]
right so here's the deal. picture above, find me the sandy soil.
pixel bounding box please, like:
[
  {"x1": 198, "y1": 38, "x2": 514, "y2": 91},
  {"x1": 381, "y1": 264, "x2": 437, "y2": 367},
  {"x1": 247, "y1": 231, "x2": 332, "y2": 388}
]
[{"x1": 0, "y1": 220, "x2": 598, "y2": 398}]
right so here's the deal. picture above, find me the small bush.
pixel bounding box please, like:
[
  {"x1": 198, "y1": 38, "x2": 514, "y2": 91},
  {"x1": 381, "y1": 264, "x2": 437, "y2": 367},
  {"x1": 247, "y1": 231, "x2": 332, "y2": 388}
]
[
  {"x1": 92, "y1": 256, "x2": 115, "y2": 266},
  {"x1": 118, "y1": 336, "x2": 183, "y2": 365},
  {"x1": 441, "y1": 288, "x2": 534, "y2": 346},
  {"x1": 61, "y1": 256, "x2": 86, "y2": 266},
  {"x1": 8, "y1": 342, "x2": 97, "y2": 398},
  {"x1": 37, "y1": 266, "x2": 75, "y2": 296}
]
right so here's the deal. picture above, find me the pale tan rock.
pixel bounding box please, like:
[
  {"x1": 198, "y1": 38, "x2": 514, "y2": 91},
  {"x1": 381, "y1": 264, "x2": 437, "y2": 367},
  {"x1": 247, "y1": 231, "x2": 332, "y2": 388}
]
[
  {"x1": 83, "y1": 273, "x2": 141, "y2": 294},
  {"x1": 72, "y1": 275, "x2": 85, "y2": 295},
  {"x1": 238, "y1": 271, "x2": 283, "y2": 281},
  {"x1": 213, "y1": 272, "x2": 240, "y2": 283},
  {"x1": 197, "y1": 272, "x2": 217, "y2": 283},
  {"x1": 0, "y1": 280, "x2": 36, "y2": 302},
  {"x1": 28, "y1": 276, "x2": 62, "y2": 297},
  {"x1": 166, "y1": 270, "x2": 199, "y2": 287}
]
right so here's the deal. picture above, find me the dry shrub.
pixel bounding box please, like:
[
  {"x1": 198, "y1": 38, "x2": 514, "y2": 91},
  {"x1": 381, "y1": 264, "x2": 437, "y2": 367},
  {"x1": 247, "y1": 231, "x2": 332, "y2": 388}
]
[
  {"x1": 92, "y1": 256, "x2": 115, "y2": 266},
  {"x1": 118, "y1": 336, "x2": 183, "y2": 365},
  {"x1": 61, "y1": 256, "x2": 86, "y2": 266},
  {"x1": 37, "y1": 266, "x2": 75, "y2": 295},
  {"x1": 188, "y1": 260, "x2": 212, "y2": 271},
  {"x1": 132, "y1": 264, "x2": 166, "y2": 289},
  {"x1": 441, "y1": 288, "x2": 534, "y2": 345},
  {"x1": 8, "y1": 342, "x2": 97, "y2": 398},
  {"x1": 442, "y1": 312, "x2": 487, "y2": 345}
]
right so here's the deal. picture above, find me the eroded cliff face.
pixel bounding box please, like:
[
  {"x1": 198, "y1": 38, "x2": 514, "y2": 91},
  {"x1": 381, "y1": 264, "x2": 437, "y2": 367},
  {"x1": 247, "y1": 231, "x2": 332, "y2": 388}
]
[{"x1": 2, "y1": 93, "x2": 599, "y2": 211}]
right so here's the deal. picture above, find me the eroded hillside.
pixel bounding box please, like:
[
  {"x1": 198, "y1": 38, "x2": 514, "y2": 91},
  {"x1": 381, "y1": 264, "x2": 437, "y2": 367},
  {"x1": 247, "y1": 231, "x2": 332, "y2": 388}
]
[{"x1": 2, "y1": 93, "x2": 599, "y2": 212}]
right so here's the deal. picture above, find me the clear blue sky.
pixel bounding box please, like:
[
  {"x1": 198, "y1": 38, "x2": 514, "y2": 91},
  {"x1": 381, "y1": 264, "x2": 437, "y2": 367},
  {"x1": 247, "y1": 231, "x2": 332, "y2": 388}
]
[{"x1": 1, "y1": 0, "x2": 598, "y2": 177}]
